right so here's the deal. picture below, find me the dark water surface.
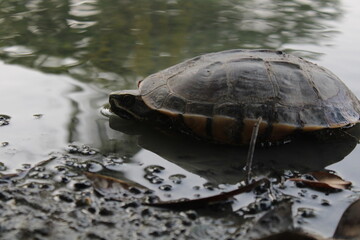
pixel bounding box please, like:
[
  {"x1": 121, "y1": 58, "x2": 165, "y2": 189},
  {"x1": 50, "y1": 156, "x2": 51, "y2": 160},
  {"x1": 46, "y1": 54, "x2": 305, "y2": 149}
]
[{"x1": 1, "y1": 0, "x2": 360, "y2": 238}]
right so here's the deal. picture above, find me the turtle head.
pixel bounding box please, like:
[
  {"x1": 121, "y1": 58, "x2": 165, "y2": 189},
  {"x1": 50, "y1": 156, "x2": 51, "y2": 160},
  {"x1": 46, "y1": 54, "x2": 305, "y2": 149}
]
[{"x1": 109, "y1": 90, "x2": 151, "y2": 121}]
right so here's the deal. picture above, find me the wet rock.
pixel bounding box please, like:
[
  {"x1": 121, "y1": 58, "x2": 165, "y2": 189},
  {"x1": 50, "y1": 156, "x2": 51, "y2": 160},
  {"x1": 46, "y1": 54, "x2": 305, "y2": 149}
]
[
  {"x1": 121, "y1": 201, "x2": 139, "y2": 209},
  {"x1": 58, "y1": 192, "x2": 74, "y2": 203},
  {"x1": 99, "y1": 207, "x2": 114, "y2": 216},
  {"x1": 128, "y1": 186, "x2": 142, "y2": 195}
]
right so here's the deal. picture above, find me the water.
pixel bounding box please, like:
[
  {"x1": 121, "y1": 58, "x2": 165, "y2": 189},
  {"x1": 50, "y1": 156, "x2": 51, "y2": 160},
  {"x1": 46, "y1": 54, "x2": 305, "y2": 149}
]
[{"x1": 1, "y1": 0, "x2": 360, "y2": 237}]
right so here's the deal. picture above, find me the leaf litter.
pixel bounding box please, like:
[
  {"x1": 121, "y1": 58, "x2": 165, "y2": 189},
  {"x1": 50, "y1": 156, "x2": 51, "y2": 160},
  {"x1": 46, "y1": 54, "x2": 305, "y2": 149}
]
[{"x1": 288, "y1": 171, "x2": 352, "y2": 191}]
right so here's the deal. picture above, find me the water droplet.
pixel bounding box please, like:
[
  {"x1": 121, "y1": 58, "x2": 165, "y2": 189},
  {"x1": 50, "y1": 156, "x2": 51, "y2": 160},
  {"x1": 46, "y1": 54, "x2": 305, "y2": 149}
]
[
  {"x1": 159, "y1": 184, "x2": 172, "y2": 191},
  {"x1": 0, "y1": 162, "x2": 7, "y2": 171},
  {"x1": 203, "y1": 182, "x2": 215, "y2": 191},
  {"x1": 144, "y1": 165, "x2": 165, "y2": 174},
  {"x1": 144, "y1": 174, "x2": 164, "y2": 184},
  {"x1": 321, "y1": 199, "x2": 331, "y2": 206},
  {"x1": 298, "y1": 207, "x2": 316, "y2": 218},
  {"x1": 33, "y1": 113, "x2": 43, "y2": 119},
  {"x1": 22, "y1": 163, "x2": 31, "y2": 169},
  {"x1": 169, "y1": 174, "x2": 186, "y2": 184},
  {"x1": 1, "y1": 142, "x2": 9, "y2": 147},
  {"x1": 0, "y1": 114, "x2": 11, "y2": 126},
  {"x1": 86, "y1": 162, "x2": 103, "y2": 172}
]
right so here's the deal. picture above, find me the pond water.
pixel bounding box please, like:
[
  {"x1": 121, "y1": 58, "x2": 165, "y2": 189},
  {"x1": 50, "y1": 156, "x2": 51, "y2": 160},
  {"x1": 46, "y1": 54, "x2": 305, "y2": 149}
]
[{"x1": 1, "y1": 0, "x2": 360, "y2": 238}]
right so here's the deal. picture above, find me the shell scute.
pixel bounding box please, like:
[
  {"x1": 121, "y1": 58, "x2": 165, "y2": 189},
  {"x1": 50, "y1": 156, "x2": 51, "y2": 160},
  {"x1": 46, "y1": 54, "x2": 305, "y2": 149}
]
[{"x1": 228, "y1": 59, "x2": 275, "y2": 103}]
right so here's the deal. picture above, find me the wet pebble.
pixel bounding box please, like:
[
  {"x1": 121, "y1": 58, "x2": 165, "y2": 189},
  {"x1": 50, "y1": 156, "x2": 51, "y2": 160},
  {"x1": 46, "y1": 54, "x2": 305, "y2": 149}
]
[
  {"x1": 141, "y1": 208, "x2": 152, "y2": 217},
  {"x1": 54, "y1": 175, "x2": 71, "y2": 184},
  {"x1": 58, "y1": 192, "x2": 74, "y2": 203},
  {"x1": 99, "y1": 207, "x2": 114, "y2": 216},
  {"x1": 143, "y1": 195, "x2": 160, "y2": 204},
  {"x1": 73, "y1": 181, "x2": 92, "y2": 191},
  {"x1": 75, "y1": 197, "x2": 92, "y2": 207},
  {"x1": 180, "y1": 210, "x2": 198, "y2": 220},
  {"x1": 253, "y1": 181, "x2": 269, "y2": 195},
  {"x1": 129, "y1": 186, "x2": 142, "y2": 195},
  {"x1": 121, "y1": 201, "x2": 139, "y2": 209},
  {"x1": 0, "y1": 191, "x2": 13, "y2": 201}
]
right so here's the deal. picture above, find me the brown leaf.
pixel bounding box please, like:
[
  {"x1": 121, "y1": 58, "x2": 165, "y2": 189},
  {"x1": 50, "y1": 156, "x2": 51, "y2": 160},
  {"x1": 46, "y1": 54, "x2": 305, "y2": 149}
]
[
  {"x1": 144, "y1": 178, "x2": 268, "y2": 209},
  {"x1": 288, "y1": 171, "x2": 351, "y2": 191},
  {"x1": 84, "y1": 172, "x2": 149, "y2": 196},
  {"x1": 333, "y1": 198, "x2": 360, "y2": 239}
]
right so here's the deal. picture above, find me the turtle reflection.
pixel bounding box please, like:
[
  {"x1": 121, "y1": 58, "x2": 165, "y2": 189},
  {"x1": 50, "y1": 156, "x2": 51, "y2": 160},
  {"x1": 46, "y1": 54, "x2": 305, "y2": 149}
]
[{"x1": 109, "y1": 115, "x2": 360, "y2": 185}]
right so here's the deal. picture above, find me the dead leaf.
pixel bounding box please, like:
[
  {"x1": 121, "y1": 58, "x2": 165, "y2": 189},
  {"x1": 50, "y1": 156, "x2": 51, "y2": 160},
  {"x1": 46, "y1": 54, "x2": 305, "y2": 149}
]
[
  {"x1": 288, "y1": 171, "x2": 351, "y2": 191},
  {"x1": 84, "y1": 172, "x2": 149, "y2": 197},
  {"x1": 144, "y1": 178, "x2": 268, "y2": 209},
  {"x1": 333, "y1": 198, "x2": 360, "y2": 239}
]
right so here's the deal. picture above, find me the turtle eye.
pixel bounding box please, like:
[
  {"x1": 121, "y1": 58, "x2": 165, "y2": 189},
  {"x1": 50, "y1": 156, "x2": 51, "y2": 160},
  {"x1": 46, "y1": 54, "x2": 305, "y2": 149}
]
[{"x1": 137, "y1": 80, "x2": 143, "y2": 87}]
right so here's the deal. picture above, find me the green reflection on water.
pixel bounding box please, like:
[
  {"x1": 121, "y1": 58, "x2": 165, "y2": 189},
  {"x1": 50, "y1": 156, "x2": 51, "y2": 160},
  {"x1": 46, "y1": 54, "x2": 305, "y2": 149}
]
[{"x1": 0, "y1": 0, "x2": 343, "y2": 90}]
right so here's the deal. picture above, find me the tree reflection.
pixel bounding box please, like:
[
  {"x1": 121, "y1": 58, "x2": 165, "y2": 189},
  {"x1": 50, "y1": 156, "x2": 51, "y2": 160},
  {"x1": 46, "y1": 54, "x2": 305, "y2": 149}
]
[{"x1": 0, "y1": 0, "x2": 343, "y2": 90}]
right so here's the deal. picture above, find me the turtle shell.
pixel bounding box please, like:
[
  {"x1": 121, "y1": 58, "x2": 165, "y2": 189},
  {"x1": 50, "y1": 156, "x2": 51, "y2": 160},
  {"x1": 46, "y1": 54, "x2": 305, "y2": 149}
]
[{"x1": 138, "y1": 49, "x2": 360, "y2": 144}]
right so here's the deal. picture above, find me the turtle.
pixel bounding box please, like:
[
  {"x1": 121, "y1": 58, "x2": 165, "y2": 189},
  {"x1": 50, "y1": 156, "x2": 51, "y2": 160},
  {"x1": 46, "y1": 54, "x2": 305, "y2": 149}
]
[{"x1": 109, "y1": 49, "x2": 360, "y2": 145}]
